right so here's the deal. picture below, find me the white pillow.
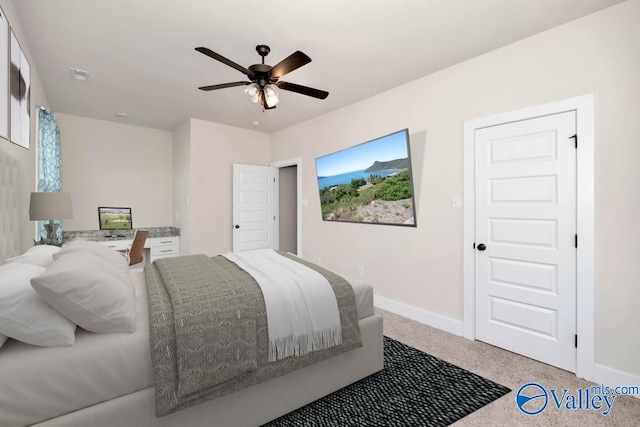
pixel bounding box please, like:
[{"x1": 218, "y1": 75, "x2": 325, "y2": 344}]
[
  {"x1": 31, "y1": 252, "x2": 137, "y2": 334},
  {"x1": 5, "y1": 245, "x2": 62, "y2": 267},
  {"x1": 0, "y1": 263, "x2": 76, "y2": 347},
  {"x1": 54, "y1": 239, "x2": 129, "y2": 272}
]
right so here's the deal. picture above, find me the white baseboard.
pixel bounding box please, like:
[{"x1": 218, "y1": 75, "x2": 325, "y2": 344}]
[
  {"x1": 374, "y1": 295, "x2": 464, "y2": 337},
  {"x1": 373, "y1": 295, "x2": 638, "y2": 398},
  {"x1": 592, "y1": 364, "x2": 640, "y2": 398}
]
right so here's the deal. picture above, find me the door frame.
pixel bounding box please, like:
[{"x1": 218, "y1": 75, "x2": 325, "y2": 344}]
[
  {"x1": 271, "y1": 157, "x2": 303, "y2": 257},
  {"x1": 462, "y1": 94, "x2": 594, "y2": 380}
]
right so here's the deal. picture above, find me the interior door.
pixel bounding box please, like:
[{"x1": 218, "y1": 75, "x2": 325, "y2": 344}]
[
  {"x1": 232, "y1": 164, "x2": 275, "y2": 252},
  {"x1": 475, "y1": 111, "x2": 577, "y2": 372}
]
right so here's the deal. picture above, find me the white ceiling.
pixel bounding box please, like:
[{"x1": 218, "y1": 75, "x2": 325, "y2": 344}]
[{"x1": 13, "y1": 0, "x2": 624, "y2": 133}]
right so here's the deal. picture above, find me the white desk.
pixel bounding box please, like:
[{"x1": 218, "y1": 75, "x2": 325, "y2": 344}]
[{"x1": 98, "y1": 236, "x2": 180, "y2": 263}]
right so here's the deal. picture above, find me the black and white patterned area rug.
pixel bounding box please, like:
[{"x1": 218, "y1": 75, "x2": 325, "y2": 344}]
[{"x1": 263, "y1": 336, "x2": 511, "y2": 427}]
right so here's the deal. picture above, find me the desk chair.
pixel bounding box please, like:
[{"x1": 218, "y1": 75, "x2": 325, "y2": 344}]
[{"x1": 126, "y1": 229, "x2": 149, "y2": 267}]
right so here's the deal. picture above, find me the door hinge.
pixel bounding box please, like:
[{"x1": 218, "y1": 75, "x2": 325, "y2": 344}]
[
  {"x1": 575, "y1": 334, "x2": 578, "y2": 348},
  {"x1": 273, "y1": 177, "x2": 276, "y2": 183},
  {"x1": 473, "y1": 242, "x2": 476, "y2": 249},
  {"x1": 570, "y1": 134, "x2": 578, "y2": 148},
  {"x1": 575, "y1": 234, "x2": 578, "y2": 248}
]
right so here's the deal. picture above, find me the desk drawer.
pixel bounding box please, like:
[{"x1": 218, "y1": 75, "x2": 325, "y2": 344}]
[
  {"x1": 151, "y1": 244, "x2": 179, "y2": 257},
  {"x1": 152, "y1": 237, "x2": 179, "y2": 247},
  {"x1": 99, "y1": 240, "x2": 129, "y2": 251},
  {"x1": 151, "y1": 253, "x2": 179, "y2": 262}
]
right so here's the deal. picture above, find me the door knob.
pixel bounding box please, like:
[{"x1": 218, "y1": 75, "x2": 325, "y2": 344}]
[
  {"x1": 234, "y1": 225, "x2": 240, "y2": 229},
  {"x1": 477, "y1": 243, "x2": 486, "y2": 251}
]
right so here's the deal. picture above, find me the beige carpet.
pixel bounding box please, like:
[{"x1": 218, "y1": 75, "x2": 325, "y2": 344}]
[{"x1": 378, "y1": 308, "x2": 640, "y2": 426}]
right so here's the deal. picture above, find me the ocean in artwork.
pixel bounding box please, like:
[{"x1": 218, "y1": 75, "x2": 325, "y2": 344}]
[{"x1": 318, "y1": 169, "x2": 404, "y2": 190}]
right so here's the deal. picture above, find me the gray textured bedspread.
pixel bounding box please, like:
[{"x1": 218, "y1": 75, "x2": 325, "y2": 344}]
[{"x1": 145, "y1": 253, "x2": 362, "y2": 417}]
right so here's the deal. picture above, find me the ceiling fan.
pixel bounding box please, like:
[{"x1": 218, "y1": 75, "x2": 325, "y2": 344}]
[{"x1": 195, "y1": 45, "x2": 329, "y2": 110}]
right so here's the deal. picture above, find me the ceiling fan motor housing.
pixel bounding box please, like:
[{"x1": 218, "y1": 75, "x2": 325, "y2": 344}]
[{"x1": 248, "y1": 63, "x2": 273, "y2": 87}]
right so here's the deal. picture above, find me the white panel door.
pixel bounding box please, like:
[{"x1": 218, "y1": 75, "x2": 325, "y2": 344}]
[
  {"x1": 475, "y1": 111, "x2": 577, "y2": 372},
  {"x1": 232, "y1": 164, "x2": 275, "y2": 252}
]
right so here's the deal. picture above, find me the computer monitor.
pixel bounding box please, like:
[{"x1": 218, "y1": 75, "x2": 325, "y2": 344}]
[{"x1": 98, "y1": 207, "x2": 133, "y2": 231}]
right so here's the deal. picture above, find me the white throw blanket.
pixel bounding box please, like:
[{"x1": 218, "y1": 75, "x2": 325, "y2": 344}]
[{"x1": 223, "y1": 249, "x2": 342, "y2": 362}]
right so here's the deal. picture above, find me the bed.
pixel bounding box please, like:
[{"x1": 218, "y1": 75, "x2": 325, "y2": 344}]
[{"x1": 0, "y1": 146, "x2": 384, "y2": 427}]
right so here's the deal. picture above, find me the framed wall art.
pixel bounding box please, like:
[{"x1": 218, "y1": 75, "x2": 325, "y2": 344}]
[
  {"x1": 0, "y1": 7, "x2": 8, "y2": 140},
  {"x1": 10, "y1": 28, "x2": 30, "y2": 149}
]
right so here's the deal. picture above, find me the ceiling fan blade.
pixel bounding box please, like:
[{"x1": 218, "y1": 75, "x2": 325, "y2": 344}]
[
  {"x1": 276, "y1": 81, "x2": 329, "y2": 100},
  {"x1": 195, "y1": 47, "x2": 251, "y2": 75},
  {"x1": 270, "y1": 51, "x2": 311, "y2": 80},
  {"x1": 198, "y1": 81, "x2": 250, "y2": 91}
]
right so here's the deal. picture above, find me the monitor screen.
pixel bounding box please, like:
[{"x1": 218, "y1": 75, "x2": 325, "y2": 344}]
[{"x1": 98, "y1": 207, "x2": 133, "y2": 230}]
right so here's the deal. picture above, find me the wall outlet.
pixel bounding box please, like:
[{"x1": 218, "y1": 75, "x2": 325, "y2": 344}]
[
  {"x1": 451, "y1": 194, "x2": 462, "y2": 208},
  {"x1": 317, "y1": 256, "x2": 322, "y2": 265},
  {"x1": 357, "y1": 265, "x2": 364, "y2": 276}
]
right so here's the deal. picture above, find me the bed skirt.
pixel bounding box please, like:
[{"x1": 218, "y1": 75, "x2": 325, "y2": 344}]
[{"x1": 33, "y1": 314, "x2": 383, "y2": 427}]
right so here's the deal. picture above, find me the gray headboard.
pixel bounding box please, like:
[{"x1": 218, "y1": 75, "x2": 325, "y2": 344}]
[{"x1": 0, "y1": 146, "x2": 28, "y2": 263}]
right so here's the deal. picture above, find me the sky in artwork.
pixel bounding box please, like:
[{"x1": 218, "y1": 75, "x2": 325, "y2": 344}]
[{"x1": 315, "y1": 130, "x2": 410, "y2": 177}]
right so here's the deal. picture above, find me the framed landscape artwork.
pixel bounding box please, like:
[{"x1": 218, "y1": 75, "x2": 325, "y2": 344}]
[{"x1": 315, "y1": 129, "x2": 417, "y2": 226}]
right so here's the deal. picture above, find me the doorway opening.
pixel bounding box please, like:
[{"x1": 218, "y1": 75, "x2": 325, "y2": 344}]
[
  {"x1": 272, "y1": 157, "x2": 302, "y2": 256},
  {"x1": 278, "y1": 165, "x2": 298, "y2": 254}
]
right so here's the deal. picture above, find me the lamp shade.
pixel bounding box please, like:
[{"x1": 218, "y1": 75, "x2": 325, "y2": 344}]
[
  {"x1": 244, "y1": 83, "x2": 261, "y2": 104},
  {"x1": 263, "y1": 84, "x2": 280, "y2": 108},
  {"x1": 29, "y1": 192, "x2": 73, "y2": 220}
]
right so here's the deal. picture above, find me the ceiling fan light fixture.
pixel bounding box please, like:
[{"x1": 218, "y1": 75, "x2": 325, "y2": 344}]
[
  {"x1": 263, "y1": 84, "x2": 280, "y2": 108},
  {"x1": 245, "y1": 83, "x2": 261, "y2": 104}
]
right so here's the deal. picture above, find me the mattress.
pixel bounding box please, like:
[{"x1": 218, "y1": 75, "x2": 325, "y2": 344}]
[{"x1": 0, "y1": 271, "x2": 374, "y2": 427}]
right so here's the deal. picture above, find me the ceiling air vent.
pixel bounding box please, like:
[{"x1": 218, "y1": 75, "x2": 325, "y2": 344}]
[{"x1": 70, "y1": 67, "x2": 90, "y2": 82}]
